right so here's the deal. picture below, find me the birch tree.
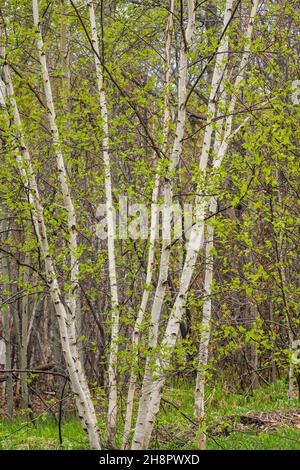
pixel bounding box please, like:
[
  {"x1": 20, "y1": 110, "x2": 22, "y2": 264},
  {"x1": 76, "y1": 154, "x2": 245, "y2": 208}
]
[
  {"x1": 0, "y1": 216, "x2": 13, "y2": 418},
  {"x1": 194, "y1": 0, "x2": 259, "y2": 449},
  {"x1": 122, "y1": 0, "x2": 175, "y2": 449},
  {"x1": 0, "y1": 13, "x2": 101, "y2": 448},
  {"x1": 31, "y1": 0, "x2": 99, "y2": 430},
  {"x1": 132, "y1": 0, "x2": 196, "y2": 449},
  {"x1": 86, "y1": 0, "x2": 120, "y2": 446},
  {"x1": 131, "y1": 0, "x2": 262, "y2": 449}
]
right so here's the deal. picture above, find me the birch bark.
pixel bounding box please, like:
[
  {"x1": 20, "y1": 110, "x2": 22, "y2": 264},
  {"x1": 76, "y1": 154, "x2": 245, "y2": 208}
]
[
  {"x1": 132, "y1": 0, "x2": 196, "y2": 449},
  {"x1": 132, "y1": 0, "x2": 260, "y2": 449},
  {"x1": 20, "y1": 257, "x2": 30, "y2": 410},
  {"x1": 122, "y1": 0, "x2": 175, "y2": 449},
  {"x1": 194, "y1": 124, "x2": 223, "y2": 448},
  {"x1": 31, "y1": 0, "x2": 99, "y2": 431},
  {"x1": 87, "y1": 0, "x2": 120, "y2": 445},
  {"x1": 0, "y1": 216, "x2": 14, "y2": 418},
  {"x1": 1, "y1": 18, "x2": 101, "y2": 448},
  {"x1": 194, "y1": 0, "x2": 259, "y2": 449}
]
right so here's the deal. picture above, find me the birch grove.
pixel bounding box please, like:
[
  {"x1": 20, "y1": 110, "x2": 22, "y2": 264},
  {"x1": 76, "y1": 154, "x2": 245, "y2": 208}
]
[{"x1": 0, "y1": 0, "x2": 299, "y2": 451}]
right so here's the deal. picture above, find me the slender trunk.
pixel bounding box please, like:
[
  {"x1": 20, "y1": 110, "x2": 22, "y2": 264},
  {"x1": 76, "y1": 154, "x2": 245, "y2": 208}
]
[
  {"x1": 87, "y1": 0, "x2": 119, "y2": 446},
  {"x1": 0, "y1": 216, "x2": 14, "y2": 418},
  {"x1": 20, "y1": 257, "x2": 30, "y2": 410},
  {"x1": 132, "y1": 0, "x2": 196, "y2": 449},
  {"x1": 59, "y1": 2, "x2": 84, "y2": 368},
  {"x1": 26, "y1": 295, "x2": 39, "y2": 351},
  {"x1": 0, "y1": 330, "x2": 5, "y2": 397},
  {"x1": 250, "y1": 304, "x2": 259, "y2": 390},
  {"x1": 194, "y1": 130, "x2": 221, "y2": 447},
  {"x1": 288, "y1": 359, "x2": 295, "y2": 399},
  {"x1": 32, "y1": 0, "x2": 99, "y2": 433},
  {"x1": 132, "y1": 0, "x2": 259, "y2": 449},
  {"x1": 0, "y1": 88, "x2": 14, "y2": 419},
  {"x1": 0, "y1": 26, "x2": 101, "y2": 448},
  {"x1": 269, "y1": 300, "x2": 277, "y2": 385},
  {"x1": 2, "y1": 308, "x2": 14, "y2": 419},
  {"x1": 194, "y1": 202, "x2": 216, "y2": 450},
  {"x1": 122, "y1": 0, "x2": 175, "y2": 449},
  {"x1": 276, "y1": 170, "x2": 295, "y2": 398},
  {"x1": 122, "y1": 174, "x2": 160, "y2": 448}
]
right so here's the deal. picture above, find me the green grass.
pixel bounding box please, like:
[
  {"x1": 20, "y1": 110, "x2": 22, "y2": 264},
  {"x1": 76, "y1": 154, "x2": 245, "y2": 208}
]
[
  {"x1": 153, "y1": 378, "x2": 300, "y2": 450},
  {"x1": 0, "y1": 414, "x2": 88, "y2": 450},
  {"x1": 208, "y1": 429, "x2": 300, "y2": 450},
  {"x1": 0, "y1": 379, "x2": 299, "y2": 450}
]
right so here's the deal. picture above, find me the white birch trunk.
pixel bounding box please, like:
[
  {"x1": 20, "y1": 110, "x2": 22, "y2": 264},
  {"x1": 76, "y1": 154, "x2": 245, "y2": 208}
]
[
  {"x1": 87, "y1": 0, "x2": 120, "y2": 445},
  {"x1": 194, "y1": 123, "x2": 223, "y2": 449},
  {"x1": 1, "y1": 24, "x2": 101, "y2": 448},
  {"x1": 193, "y1": 0, "x2": 232, "y2": 446},
  {"x1": 121, "y1": 173, "x2": 160, "y2": 448},
  {"x1": 0, "y1": 216, "x2": 14, "y2": 418},
  {"x1": 132, "y1": 0, "x2": 196, "y2": 449},
  {"x1": 32, "y1": 0, "x2": 99, "y2": 431},
  {"x1": 132, "y1": 0, "x2": 260, "y2": 449},
  {"x1": 194, "y1": 0, "x2": 259, "y2": 429},
  {"x1": 194, "y1": 199, "x2": 216, "y2": 450},
  {"x1": 20, "y1": 257, "x2": 30, "y2": 410}
]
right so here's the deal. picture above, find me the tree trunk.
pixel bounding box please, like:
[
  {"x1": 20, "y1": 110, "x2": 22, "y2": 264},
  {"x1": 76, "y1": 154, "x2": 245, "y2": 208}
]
[
  {"x1": 20, "y1": 257, "x2": 30, "y2": 410},
  {"x1": 1, "y1": 22, "x2": 101, "y2": 447},
  {"x1": 132, "y1": 0, "x2": 259, "y2": 449},
  {"x1": 0, "y1": 216, "x2": 14, "y2": 419},
  {"x1": 132, "y1": 0, "x2": 196, "y2": 448},
  {"x1": 87, "y1": 0, "x2": 120, "y2": 446}
]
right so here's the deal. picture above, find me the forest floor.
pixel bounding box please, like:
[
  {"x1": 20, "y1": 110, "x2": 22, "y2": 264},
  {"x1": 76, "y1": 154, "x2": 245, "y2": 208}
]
[{"x1": 0, "y1": 379, "x2": 300, "y2": 450}]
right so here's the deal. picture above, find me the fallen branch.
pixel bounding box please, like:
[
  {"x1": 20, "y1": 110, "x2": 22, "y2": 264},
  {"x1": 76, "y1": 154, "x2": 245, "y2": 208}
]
[{"x1": 0, "y1": 368, "x2": 69, "y2": 381}]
